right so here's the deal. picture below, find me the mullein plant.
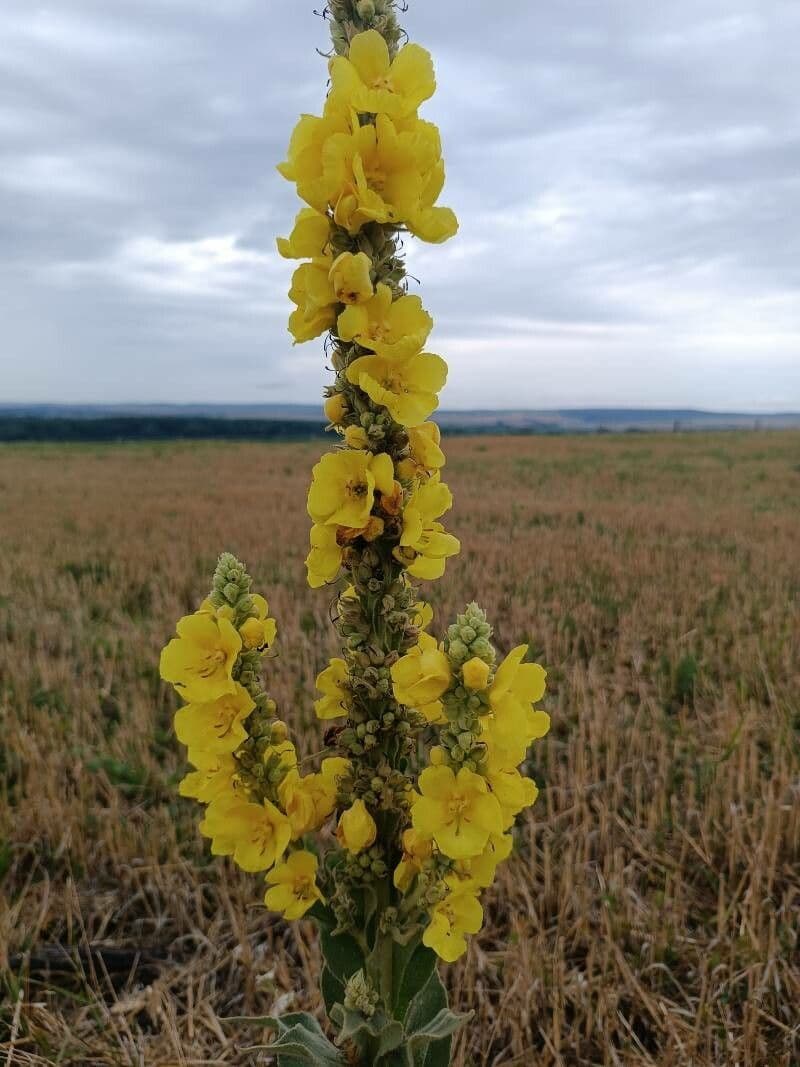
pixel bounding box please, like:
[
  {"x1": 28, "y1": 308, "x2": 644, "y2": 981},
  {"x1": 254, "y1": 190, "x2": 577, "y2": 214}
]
[{"x1": 159, "y1": 2, "x2": 550, "y2": 1063}]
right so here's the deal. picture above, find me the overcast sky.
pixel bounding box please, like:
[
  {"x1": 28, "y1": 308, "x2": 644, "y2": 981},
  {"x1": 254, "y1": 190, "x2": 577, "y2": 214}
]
[{"x1": 1, "y1": 0, "x2": 798, "y2": 410}]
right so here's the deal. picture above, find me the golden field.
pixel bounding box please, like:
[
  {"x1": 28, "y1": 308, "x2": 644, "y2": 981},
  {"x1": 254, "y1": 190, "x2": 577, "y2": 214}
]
[{"x1": 0, "y1": 432, "x2": 798, "y2": 1066}]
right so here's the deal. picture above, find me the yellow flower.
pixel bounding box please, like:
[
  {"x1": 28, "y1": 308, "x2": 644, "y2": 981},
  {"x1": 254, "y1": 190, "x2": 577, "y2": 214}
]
[
  {"x1": 346, "y1": 351, "x2": 447, "y2": 427},
  {"x1": 306, "y1": 523, "x2": 343, "y2": 589},
  {"x1": 321, "y1": 755, "x2": 351, "y2": 789},
  {"x1": 462, "y1": 657, "x2": 491, "y2": 691},
  {"x1": 398, "y1": 422, "x2": 445, "y2": 481},
  {"x1": 397, "y1": 475, "x2": 460, "y2": 580},
  {"x1": 277, "y1": 207, "x2": 331, "y2": 259},
  {"x1": 336, "y1": 798, "x2": 377, "y2": 854},
  {"x1": 288, "y1": 258, "x2": 336, "y2": 343},
  {"x1": 324, "y1": 393, "x2": 349, "y2": 425},
  {"x1": 455, "y1": 833, "x2": 514, "y2": 890},
  {"x1": 391, "y1": 632, "x2": 451, "y2": 707},
  {"x1": 422, "y1": 887, "x2": 483, "y2": 963},
  {"x1": 174, "y1": 683, "x2": 254, "y2": 760},
  {"x1": 481, "y1": 646, "x2": 549, "y2": 765},
  {"x1": 198, "y1": 598, "x2": 235, "y2": 622},
  {"x1": 203, "y1": 797, "x2": 291, "y2": 872},
  {"x1": 329, "y1": 30, "x2": 435, "y2": 119},
  {"x1": 343, "y1": 425, "x2": 370, "y2": 449},
  {"x1": 485, "y1": 759, "x2": 539, "y2": 830},
  {"x1": 160, "y1": 611, "x2": 241, "y2": 703},
  {"x1": 413, "y1": 599, "x2": 434, "y2": 632},
  {"x1": 278, "y1": 770, "x2": 318, "y2": 838},
  {"x1": 279, "y1": 769, "x2": 340, "y2": 838},
  {"x1": 412, "y1": 765, "x2": 503, "y2": 860},
  {"x1": 307, "y1": 450, "x2": 394, "y2": 528},
  {"x1": 314, "y1": 658, "x2": 350, "y2": 720},
  {"x1": 329, "y1": 251, "x2": 374, "y2": 305},
  {"x1": 238, "y1": 594, "x2": 277, "y2": 651},
  {"x1": 264, "y1": 850, "x2": 324, "y2": 920},
  {"x1": 322, "y1": 113, "x2": 457, "y2": 241},
  {"x1": 393, "y1": 827, "x2": 434, "y2": 893},
  {"x1": 263, "y1": 738, "x2": 299, "y2": 780},
  {"x1": 277, "y1": 101, "x2": 352, "y2": 214},
  {"x1": 178, "y1": 752, "x2": 239, "y2": 805},
  {"x1": 337, "y1": 283, "x2": 432, "y2": 360}
]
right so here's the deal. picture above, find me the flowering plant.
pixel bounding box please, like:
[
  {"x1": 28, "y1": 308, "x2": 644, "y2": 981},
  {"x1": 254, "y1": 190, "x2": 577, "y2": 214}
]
[{"x1": 159, "y1": 2, "x2": 549, "y2": 1063}]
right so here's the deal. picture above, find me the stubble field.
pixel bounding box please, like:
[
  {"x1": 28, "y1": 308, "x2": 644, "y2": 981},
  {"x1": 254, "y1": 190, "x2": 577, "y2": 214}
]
[{"x1": 0, "y1": 432, "x2": 798, "y2": 1067}]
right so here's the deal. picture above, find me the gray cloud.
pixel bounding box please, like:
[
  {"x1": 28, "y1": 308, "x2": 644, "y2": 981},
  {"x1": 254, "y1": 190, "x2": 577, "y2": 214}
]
[{"x1": 0, "y1": 0, "x2": 798, "y2": 409}]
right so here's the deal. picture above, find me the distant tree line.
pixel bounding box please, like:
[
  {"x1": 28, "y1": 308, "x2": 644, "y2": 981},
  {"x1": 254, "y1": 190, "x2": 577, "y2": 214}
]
[{"x1": 0, "y1": 416, "x2": 330, "y2": 443}]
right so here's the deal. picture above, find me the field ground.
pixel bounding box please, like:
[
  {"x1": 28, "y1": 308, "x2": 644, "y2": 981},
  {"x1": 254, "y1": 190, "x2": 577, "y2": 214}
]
[{"x1": 0, "y1": 432, "x2": 798, "y2": 1066}]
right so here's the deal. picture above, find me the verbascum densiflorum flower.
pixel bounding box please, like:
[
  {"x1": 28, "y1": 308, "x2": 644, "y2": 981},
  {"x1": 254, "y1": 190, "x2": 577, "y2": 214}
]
[
  {"x1": 306, "y1": 523, "x2": 344, "y2": 588},
  {"x1": 173, "y1": 684, "x2": 254, "y2": 762},
  {"x1": 277, "y1": 208, "x2": 331, "y2": 259},
  {"x1": 238, "y1": 594, "x2": 277, "y2": 650},
  {"x1": 397, "y1": 422, "x2": 446, "y2": 480},
  {"x1": 412, "y1": 765, "x2": 504, "y2": 860},
  {"x1": 178, "y1": 752, "x2": 239, "y2": 805},
  {"x1": 337, "y1": 283, "x2": 432, "y2": 358},
  {"x1": 391, "y1": 633, "x2": 451, "y2": 721},
  {"x1": 160, "y1": 612, "x2": 241, "y2": 703},
  {"x1": 279, "y1": 98, "x2": 457, "y2": 242},
  {"x1": 288, "y1": 258, "x2": 337, "y2": 343},
  {"x1": 277, "y1": 98, "x2": 351, "y2": 215},
  {"x1": 279, "y1": 766, "x2": 342, "y2": 838},
  {"x1": 329, "y1": 29, "x2": 435, "y2": 119},
  {"x1": 307, "y1": 449, "x2": 395, "y2": 528},
  {"x1": 393, "y1": 826, "x2": 434, "y2": 892},
  {"x1": 453, "y1": 832, "x2": 514, "y2": 891},
  {"x1": 264, "y1": 850, "x2": 324, "y2": 919},
  {"x1": 314, "y1": 658, "x2": 351, "y2": 719},
  {"x1": 330, "y1": 250, "x2": 374, "y2": 305},
  {"x1": 422, "y1": 885, "x2": 483, "y2": 963},
  {"x1": 483, "y1": 757, "x2": 540, "y2": 831},
  {"x1": 396, "y1": 474, "x2": 460, "y2": 579},
  {"x1": 200, "y1": 795, "x2": 292, "y2": 872},
  {"x1": 346, "y1": 350, "x2": 448, "y2": 426},
  {"x1": 336, "y1": 798, "x2": 378, "y2": 854},
  {"x1": 480, "y1": 646, "x2": 550, "y2": 766}
]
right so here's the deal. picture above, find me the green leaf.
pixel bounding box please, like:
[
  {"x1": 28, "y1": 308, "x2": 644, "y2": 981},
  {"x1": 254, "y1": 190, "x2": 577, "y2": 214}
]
[
  {"x1": 423, "y1": 1036, "x2": 453, "y2": 1067},
  {"x1": 393, "y1": 941, "x2": 437, "y2": 1021},
  {"x1": 320, "y1": 965, "x2": 345, "y2": 1017},
  {"x1": 226, "y1": 1012, "x2": 343, "y2": 1065},
  {"x1": 407, "y1": 1007, "x2": 472, "y2": 1047},
  {"x1": 335, "y1": 1006, "x2": 405, "y2": 1059},
  {"x1": 320, "y1": 926, "x2": 364, "y2": 985},
  {"x1": 403, "y1": 970, "x2": 447, "y2": 1036},
  {"x1": 402, "y1": 972, "x2": 471, "y2": 1067}
]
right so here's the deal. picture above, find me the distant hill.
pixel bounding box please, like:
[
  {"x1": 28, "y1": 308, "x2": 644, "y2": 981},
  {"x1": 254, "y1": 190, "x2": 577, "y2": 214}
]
[{"x1": 1, "y1": 404, "x2": 798, "y2": 443}]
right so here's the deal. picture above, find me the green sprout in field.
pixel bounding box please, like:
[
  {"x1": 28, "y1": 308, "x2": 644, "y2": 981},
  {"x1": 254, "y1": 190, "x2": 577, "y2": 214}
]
[{"x1": 159, "y1": 3, "x2": 550, "y2": 1063}]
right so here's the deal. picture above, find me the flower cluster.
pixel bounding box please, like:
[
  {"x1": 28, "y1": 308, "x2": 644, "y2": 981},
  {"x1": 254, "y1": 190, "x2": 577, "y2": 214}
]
[
  {"x1": 161, "y1": 553, "x2": 346, "y2": 920},
  {"x1": 391, "y1": 604, "x2": 550, "y2": 961},
  {"x1": 160, "y1": 4, "x2": 551, "y2": 1062}
]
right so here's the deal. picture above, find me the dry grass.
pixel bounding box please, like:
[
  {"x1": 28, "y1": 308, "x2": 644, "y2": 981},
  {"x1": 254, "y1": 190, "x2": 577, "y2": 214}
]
[{"x1": 0, "y1": 432, "x2": 798, "y2": 1066}]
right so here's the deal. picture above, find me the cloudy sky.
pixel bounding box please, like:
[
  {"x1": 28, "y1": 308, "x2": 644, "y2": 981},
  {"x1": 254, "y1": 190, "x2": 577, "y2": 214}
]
[{"x1": 1, "y1": 0, "x2": 798, "y2": 410}]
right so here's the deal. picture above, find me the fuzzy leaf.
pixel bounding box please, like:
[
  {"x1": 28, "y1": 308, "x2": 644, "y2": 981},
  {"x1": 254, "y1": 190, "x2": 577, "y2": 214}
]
[
  {"x1": 403, "y1": 970, "x2": 447, "y2": 1036},
  {"x1": 227, "y1": 1012, "x2": 343, "y2": 1065},
  {"x1": 335, "y1": 1006, "x2": 405, "y2": 1059},
  {"x1": 393, "y1": 941, "x2": 437, "y2": 1021},
  {"x1": 320, "y1": 926, "x2": 364, "y2": 985},
  {"x1": 407, "y1": 1007, "x2": 471, "y2": 1046},
  {"x1": 320, "y1": 965, "x2": 345, "y2": 1017}
]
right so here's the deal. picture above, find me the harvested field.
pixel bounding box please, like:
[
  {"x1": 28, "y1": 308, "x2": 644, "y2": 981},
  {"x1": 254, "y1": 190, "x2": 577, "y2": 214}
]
[{"x1": 1, "y1": 431, "x2": 798, "y2": 1066}]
